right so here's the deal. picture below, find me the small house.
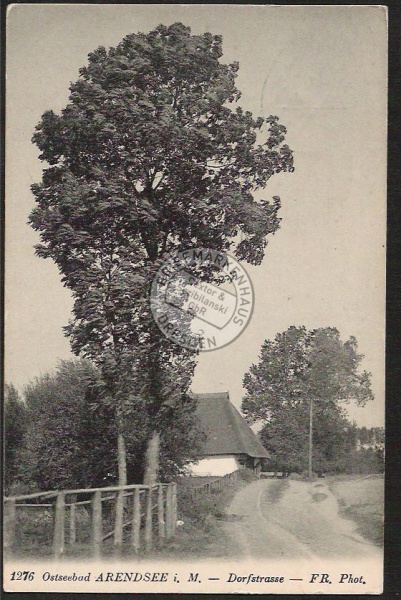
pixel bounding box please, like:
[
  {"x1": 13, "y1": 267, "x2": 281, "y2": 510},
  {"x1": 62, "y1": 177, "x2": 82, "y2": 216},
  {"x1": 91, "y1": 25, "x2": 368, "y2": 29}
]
[{"x1": 188, "y1": 392, "x2": 268, "y2": 477}]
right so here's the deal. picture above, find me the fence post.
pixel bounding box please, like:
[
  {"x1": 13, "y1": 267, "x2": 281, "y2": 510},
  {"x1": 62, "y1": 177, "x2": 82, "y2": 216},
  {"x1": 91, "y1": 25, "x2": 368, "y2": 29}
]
[
  {"x1": 145, "y1": 487, "x2": 153, "y2": 552},
  {"x1": 171, "y1": 483, "x2": 177, "y2": 536},
  {"x1": 131, "y1": 488, "x2": 141, "y2": 554},
  {"x1": 158, "y1": 485, "x2": 165, "y2": 544},
  {"x1": 68, "y1": 494, "x2": 77, "y2": 546},
  {"x1": 53, "y1": 492, "x2": 65, "y2": 559},
  {"x1": 4, "y1": 499, "x2": 16, "y2": 554},
  {"x1": 165, "y1": 484, "x2": 172, "y2": 539},
  {"x1": 91, "y1": 491, "x2": 102, "y2": 558}
]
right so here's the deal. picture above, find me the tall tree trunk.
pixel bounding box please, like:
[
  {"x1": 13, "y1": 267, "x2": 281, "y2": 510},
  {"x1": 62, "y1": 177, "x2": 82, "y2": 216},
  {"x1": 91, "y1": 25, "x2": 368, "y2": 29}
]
[
  {"x1": 114, "y1": 416, "x2": 127, "y2": 550},
  {"x1": 143, "y1": 430, "x2": 160, "y2": 486},
  {"x1": 117, "y1": 430, "x2": 127, "y2": 486},
  {"x1": 143, "y1": 323, "x2": 163, "y2": 486}
]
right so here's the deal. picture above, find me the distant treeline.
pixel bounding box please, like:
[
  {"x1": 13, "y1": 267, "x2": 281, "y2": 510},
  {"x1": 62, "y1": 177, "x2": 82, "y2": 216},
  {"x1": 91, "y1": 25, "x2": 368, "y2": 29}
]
[{"x1": 355, "y1": 426, "x2": 384, "y2": 447}]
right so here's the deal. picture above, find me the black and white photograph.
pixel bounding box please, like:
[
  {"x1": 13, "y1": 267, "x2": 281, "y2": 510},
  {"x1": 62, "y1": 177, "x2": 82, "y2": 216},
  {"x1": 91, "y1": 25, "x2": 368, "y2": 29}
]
[{"x1": 4, "y1": 4, "x2": 386, "y2": 594}]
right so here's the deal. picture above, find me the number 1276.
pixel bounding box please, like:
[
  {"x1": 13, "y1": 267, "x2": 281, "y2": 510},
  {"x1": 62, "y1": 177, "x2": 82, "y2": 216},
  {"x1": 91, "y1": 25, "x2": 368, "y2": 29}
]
[{"x1": 10, "y1": 571, "x2": 35, "y2": 581}]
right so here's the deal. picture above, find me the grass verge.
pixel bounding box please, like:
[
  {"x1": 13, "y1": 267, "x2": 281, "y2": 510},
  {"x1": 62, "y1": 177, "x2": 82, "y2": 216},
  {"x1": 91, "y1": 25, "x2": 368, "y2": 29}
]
[
  {"x1": 328, "y1": 474, "x2": 384, "y2": 546},
  {"x1": 147, "y1": 471, "x2": 256, "y2": 559}
]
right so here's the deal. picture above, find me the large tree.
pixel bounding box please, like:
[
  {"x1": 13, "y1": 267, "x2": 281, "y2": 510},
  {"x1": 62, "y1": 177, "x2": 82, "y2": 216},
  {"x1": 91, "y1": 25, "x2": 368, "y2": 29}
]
[
  {"x1": 29, "y1": 23, "x2": 294, "y2": 491},
  {"x1": 242, "y1": 326, "x2": 374, "y2": 476}
]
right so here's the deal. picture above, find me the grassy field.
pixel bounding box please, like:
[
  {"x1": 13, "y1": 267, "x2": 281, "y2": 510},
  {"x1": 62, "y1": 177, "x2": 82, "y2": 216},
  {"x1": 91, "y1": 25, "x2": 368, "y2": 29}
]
[{"x1": 328, "y1": 474, "x2": 384, "y2": 546}]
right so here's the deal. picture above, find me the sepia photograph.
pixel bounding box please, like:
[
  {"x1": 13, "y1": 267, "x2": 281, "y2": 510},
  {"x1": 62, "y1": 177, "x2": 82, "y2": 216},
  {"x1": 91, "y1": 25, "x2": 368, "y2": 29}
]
[{"x1": 4, "y1": 4, "x2": 386, "y2": 594}]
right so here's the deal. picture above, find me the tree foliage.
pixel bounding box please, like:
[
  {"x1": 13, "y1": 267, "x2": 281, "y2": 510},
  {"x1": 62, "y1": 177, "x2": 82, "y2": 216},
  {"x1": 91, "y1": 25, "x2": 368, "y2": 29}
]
[
  {"x1": 242, "y1": 326, "x2": 374, "y2": 473},
  {"x1": 29, "y1": 23, "x2": 293, "y2": 483},
  {"x1": 356, "y1": 426, "x2": 384, "y2": 447},
  {"x1": 14, "y1": 360, "x2": 204, "y2": 491},
  {"x1": 343, "y1": 426, "x2": 384, "y2": 474},
  {"x1": 19, "y1": 360, "x2": 115, "y2": 490},
  {"x1": 260, "y1": 405, "x2": 357, "y2": 474},
  {"x1": 29, "y1": 22, "x2": 293, "y2": 357},
  {"x1": 4, "y1": 384, "x2": 27, "y2": 492}
]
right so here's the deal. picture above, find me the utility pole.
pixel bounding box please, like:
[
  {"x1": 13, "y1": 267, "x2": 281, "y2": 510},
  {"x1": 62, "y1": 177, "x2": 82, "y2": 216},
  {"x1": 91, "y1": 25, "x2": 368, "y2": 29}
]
[{"x1": 308, "y1": 398, "x2": 313, "y2": 479}]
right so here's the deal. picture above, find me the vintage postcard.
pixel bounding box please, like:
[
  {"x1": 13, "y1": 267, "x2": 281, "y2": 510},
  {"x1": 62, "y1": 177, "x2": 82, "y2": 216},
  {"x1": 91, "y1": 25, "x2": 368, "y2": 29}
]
[{"x1": 4, "y1": 4, "x2": 386, "y2": 595}]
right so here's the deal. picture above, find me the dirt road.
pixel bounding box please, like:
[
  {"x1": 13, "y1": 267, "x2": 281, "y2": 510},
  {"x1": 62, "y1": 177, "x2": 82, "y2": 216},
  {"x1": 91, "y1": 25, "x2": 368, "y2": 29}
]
[{"x1": 223, "y1": 478, "x2": 383, "y2": 560}]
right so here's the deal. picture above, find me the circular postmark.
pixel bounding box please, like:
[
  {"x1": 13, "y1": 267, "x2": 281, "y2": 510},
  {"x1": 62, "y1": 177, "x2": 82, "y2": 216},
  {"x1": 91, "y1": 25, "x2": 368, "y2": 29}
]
[{"x1": 150, "y1": 248, "x2": 254, "y2": 352}]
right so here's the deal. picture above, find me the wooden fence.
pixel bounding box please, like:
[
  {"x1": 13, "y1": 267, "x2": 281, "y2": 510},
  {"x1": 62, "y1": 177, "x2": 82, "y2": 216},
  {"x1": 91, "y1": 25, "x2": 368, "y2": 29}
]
[
  {"x1": 4, "y1": 482, "x2": 177, "y2": 559},
  {"x1": 190, "y1": 470, "x2": 240, "y2": 497}
]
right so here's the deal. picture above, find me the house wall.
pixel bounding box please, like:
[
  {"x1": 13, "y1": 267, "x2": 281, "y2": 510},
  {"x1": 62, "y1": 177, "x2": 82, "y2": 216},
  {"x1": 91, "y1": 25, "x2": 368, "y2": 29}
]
[{"x1": 188, "y1": 455, "x2": 242, "y2": 476}]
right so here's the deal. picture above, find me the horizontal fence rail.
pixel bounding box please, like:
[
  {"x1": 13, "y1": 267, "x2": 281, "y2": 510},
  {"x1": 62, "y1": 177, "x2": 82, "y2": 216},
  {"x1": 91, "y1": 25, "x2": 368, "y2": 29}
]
[
  {"x1": 190, "y1": 469, "x2": 240, "y2": 497},
  {"x1": 4, "y1": 482, "x2": 177, "y2": 560}
]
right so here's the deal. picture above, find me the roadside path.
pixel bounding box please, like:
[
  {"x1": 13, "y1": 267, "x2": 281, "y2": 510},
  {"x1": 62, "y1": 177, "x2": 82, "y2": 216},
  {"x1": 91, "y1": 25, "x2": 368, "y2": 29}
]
[{"x1": 223, "y1": 479, "x2": 383, "y2": 559}]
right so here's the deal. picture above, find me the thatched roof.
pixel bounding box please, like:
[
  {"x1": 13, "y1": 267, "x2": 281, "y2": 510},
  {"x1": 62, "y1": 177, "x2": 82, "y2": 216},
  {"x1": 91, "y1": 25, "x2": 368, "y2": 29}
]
[{"x1": 193, "y1": 392, "x2": 268, "y2": 459}]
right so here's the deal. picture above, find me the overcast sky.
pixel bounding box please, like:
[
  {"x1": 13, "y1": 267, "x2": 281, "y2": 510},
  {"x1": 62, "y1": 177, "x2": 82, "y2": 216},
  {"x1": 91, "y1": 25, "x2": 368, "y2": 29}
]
[{"x1": 6, "y1": 5, "x2": 387, "y2": 426}]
